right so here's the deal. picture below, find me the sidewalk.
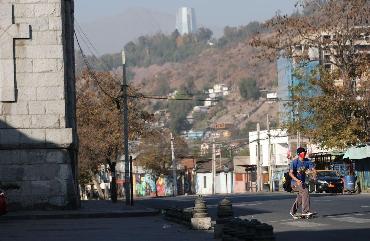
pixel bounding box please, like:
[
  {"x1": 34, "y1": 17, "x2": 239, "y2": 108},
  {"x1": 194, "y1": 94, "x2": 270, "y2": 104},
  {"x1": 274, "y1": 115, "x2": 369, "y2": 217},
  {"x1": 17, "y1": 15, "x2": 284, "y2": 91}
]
[{"x1": 0, "y1": 200, "x2": 159, "y2": 220}]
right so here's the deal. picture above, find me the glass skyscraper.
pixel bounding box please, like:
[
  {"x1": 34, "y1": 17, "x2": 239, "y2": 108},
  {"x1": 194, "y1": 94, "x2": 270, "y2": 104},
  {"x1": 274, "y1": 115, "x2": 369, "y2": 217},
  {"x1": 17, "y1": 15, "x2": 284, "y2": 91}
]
[{"x1": 176, "y1": 7, "x2": 197, "y2": 35}]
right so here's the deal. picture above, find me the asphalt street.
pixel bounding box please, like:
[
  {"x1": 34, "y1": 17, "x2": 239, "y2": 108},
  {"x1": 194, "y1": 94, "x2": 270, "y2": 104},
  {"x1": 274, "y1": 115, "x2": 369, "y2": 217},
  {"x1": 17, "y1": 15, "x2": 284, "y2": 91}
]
[
  {"x1": 0, "y1": 216, "x2": 213, "y2": 241},
  {"x1": 137, "y1": 192, "x2": 370, "y2": 241},
  {"x1": 1, "y1": 193, "x2": 369, "y2": 241}
]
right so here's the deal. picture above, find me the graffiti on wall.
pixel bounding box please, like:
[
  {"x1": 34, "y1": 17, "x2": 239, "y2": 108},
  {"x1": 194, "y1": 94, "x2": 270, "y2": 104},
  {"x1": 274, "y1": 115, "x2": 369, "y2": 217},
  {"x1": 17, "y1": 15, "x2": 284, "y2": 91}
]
[{"x1": 135, "y1": 174, "x2": 174, "y2": 197}]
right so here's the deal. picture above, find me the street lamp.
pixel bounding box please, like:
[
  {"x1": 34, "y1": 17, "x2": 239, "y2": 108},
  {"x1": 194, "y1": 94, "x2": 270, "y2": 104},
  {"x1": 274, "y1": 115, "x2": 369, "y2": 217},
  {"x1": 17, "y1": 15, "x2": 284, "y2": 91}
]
[{"x1": 121, "y1": 50, "x2": 131, "y2": 205}]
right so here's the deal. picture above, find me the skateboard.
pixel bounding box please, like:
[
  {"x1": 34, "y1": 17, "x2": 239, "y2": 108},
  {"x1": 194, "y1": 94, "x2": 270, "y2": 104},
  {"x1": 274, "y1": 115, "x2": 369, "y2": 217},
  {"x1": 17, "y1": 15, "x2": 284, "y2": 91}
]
[{"x1": 292, "y1": 212, "x2": 317, "y2": 220}]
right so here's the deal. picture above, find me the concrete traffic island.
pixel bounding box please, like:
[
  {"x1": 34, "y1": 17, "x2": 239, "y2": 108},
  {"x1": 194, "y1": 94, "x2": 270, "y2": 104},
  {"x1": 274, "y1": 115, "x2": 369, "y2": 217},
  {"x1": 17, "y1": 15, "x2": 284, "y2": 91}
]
[
  {"x1": 214, "y1": 198, "x2": 234, "y2": 239},
  {"x1": 163, "y1": 196, "x2": 276, "y2": 240},
  {"x1": 191, "y1": 196, "x2": 212, "y2": 230}
]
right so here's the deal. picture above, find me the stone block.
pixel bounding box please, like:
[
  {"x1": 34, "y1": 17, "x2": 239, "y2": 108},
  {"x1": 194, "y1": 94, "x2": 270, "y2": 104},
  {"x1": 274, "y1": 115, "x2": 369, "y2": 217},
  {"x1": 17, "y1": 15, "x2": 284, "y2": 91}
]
[
  {"x1": 0, "y1": 39, "x2": 13, "y2": 59},
  {"x1": 33, "y1": 58, "x2": 58, "y2": 73},
  {"x1": 45, "y1": 100, "x2": 65, "y2": 114},
  {"x1": 0, "y1": 129, "x2": 20, "y2": 144},
  {"x1": 46, "y1": 150, "x2": 70, "y2": 163},
  {"x1": 23, "y1": 165, "x2": 60, "y2": 181},
  {"x1": 15, "y1": 59, "x2": 33, "y2": 73},
  {"x1": 0, "y1": 165, "x2": 24, "y2": 182},
  {"x1": 17, "y1": 72, "x2": 63, "y2": 87},
  {"x1": 29, "y1": 101, "x2": 46, "y2": 114},
  {"x1": 2, "y1": 102, "x2": 29, "y2": 115},
  {"x1": 18, "y1": 87, "x2": 37, "y2": 101},
  {"x1": 191, "y1": 217, "x2": 212, "y2": 230},
  {"x1": 19, "y1": 128, "x2": 46, "y2": 144},
  {"x1": 18, "y1": 150, "x2": 47, "y2": 164},
  {"x1": 45, "y1": 128, "x2": 73, "y2": 146},
  {"x1": 5, "y1": 115, "x2": 32, "y2": 128},
  {"x1": 37, "y1": 86, "x2": 64, "y2": 100},
  {"x1": 34, "y1": 3, "x2": 60, "y2": 17},
  {"x1": 17, "y1": 17, "x2": 49, "y2": 31},
  {"x1": 28, "y1": 45, "x2": 64, "y2": 59},
  {"x1": 30, "y1": 114, "x2": 60, "y2": 128},
  {"x1": 13, "y1": 4, "x2": 35, "y2": 18},
  {"x1": 49, "y1": 196, "x2": 66, "y2": 206},
  {"x1": 48, "y1": 17, "x2": 62, "y2": 30},
  {"x1": 32, "y1": 30, "x2": 61, "y2": 45},
  {"x1": 0, "y1": 150, "x2": 21, "y2": 164}
]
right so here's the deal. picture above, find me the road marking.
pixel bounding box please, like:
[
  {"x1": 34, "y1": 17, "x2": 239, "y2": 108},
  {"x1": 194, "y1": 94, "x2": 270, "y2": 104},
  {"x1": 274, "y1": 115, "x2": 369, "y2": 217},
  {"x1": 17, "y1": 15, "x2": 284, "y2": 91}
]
[
  {"x1": 361, "y1": 205, "x2": 370, "y2": 208},
  {"x1": 354, "y1": 213, "x2": 365, "y2": 216},
  {"x1": 329, "y1": 217, "x2": 370, "y2": 224},
  {"x1": 284, "y1": 221, "x2": 327, "y2": 228},
  {"x1": 233, "y1": 202, "x2": 263, "y2": 207}
]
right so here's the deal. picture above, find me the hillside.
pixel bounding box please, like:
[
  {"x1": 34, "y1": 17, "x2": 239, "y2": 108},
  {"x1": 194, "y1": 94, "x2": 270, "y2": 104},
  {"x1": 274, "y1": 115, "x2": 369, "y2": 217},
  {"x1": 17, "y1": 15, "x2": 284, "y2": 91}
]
[
  {"x1": 76, "y1": 24, "x2": 280, "y2": 136},
  {"x1": 127, "y1": 36, "x2": 279, "y2": 133}
]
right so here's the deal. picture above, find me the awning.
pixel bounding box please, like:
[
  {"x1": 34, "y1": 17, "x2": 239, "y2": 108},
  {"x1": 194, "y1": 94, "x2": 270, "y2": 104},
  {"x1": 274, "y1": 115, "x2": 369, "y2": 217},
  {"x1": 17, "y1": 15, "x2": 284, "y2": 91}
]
[{"x1": 343, "y1": 144, "x2": 370, "y2": 160}]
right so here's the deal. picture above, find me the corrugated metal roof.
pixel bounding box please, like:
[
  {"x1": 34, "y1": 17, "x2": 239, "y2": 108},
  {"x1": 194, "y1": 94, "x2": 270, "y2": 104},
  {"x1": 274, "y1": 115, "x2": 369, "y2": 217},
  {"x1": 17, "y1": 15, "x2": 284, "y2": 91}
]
[{"x1": 343, "y1": 144, "x2": 370, "y2": 160}]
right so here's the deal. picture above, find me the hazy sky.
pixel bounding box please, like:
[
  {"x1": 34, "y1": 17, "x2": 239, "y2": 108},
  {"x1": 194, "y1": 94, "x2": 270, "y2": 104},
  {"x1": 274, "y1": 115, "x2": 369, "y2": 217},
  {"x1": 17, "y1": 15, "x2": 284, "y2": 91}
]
[{"x1": 75, "y1": 0, "x2": 298, "y2": 27}]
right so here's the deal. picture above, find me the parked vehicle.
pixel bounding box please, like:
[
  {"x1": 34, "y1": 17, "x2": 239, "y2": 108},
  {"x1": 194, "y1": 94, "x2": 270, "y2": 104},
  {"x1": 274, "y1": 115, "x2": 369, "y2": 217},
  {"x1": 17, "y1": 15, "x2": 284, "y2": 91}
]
[
  {"x1": 0, "y1": 189, "x2": 7, "y2": 216},
  {"x1": 308, "y1": 170, "x2": 344, "y2": 193}
]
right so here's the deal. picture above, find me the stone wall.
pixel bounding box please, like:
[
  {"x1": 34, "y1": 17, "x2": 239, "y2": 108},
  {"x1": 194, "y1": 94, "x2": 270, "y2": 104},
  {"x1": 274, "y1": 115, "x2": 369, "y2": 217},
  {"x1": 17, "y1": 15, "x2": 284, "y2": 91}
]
[{"x1": 0, "y1": 0, "x2": 78, "y2": 209}]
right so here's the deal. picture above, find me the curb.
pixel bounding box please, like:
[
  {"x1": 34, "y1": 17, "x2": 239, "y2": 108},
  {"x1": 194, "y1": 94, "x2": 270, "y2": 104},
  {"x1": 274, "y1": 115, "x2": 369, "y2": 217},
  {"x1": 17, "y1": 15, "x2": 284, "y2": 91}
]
[{"x1": 0, "y1": 208, "x2": 160, "y2": 221}]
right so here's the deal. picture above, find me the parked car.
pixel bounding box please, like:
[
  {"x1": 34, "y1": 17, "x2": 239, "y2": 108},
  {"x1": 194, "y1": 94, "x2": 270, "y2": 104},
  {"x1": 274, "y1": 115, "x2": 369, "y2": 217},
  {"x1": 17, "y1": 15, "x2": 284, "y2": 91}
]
[{"x1": 308, "y1": 170, "x2": 344, "y2": 193}]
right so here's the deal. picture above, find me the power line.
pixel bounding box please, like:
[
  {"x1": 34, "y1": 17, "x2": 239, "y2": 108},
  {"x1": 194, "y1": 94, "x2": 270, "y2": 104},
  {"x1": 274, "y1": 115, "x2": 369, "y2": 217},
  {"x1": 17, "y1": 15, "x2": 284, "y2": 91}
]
[{"x1": 74, "y1": 34, "x2": 217, "y2": 102}]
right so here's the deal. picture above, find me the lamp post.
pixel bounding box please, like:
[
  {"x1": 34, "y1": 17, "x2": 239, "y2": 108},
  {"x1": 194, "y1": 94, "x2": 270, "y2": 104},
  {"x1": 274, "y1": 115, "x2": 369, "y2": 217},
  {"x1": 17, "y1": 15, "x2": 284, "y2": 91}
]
[{"x1": 121, "y1": 50, "x2": 131, "y2": 205}]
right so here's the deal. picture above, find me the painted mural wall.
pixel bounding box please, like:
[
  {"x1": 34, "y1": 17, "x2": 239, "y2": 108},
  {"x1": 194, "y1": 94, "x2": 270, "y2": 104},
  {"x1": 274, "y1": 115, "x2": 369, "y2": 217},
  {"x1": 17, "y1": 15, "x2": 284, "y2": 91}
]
[{"x1": 134, "y1": 174, "x2": 174, "y2": 197}]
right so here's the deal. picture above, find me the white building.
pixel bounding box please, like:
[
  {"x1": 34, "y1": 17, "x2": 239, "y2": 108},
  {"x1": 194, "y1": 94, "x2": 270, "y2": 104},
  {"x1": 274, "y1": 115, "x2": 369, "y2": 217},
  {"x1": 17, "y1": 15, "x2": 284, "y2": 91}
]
[
  {"x1": 249, "y1": 129, "x2": 290, "y2": 190},
  {"x1": 176, "y1": 7, "x2": 197, "y2": 35},
  {"x1": 249, "y1": 129, "x2": 290, "y2": 167},
  {"x1": 195, "y1": 158, "x2": 233, "y2": 195}
]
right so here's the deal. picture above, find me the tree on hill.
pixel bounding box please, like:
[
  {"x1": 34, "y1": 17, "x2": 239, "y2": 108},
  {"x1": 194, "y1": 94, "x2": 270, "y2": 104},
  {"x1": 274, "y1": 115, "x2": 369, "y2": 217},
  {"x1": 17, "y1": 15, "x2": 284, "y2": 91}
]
[
  {"x1": 239, "y1": 78, "x2": 261, "y2": 100},
  {"x1": 252, "y1": 0, "x2": 370, "y2": 149}
]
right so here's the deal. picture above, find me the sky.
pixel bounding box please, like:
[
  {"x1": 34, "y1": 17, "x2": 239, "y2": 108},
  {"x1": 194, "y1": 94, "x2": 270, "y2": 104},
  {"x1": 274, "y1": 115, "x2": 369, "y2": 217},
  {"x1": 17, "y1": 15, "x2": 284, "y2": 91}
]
[{"x1": 75, "y1": 0, "x2": 298, "y2": 28}]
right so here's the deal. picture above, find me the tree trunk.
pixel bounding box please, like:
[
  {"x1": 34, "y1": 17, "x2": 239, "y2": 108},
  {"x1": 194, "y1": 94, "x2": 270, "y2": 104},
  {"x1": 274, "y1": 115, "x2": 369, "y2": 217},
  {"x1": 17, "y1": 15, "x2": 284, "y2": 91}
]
[
  {"x1": 155, "y1": 176, "x2": 159, "y2": 197},
  {"x1": 89, "y1": 171, "x2": 105, "y2": 200}
]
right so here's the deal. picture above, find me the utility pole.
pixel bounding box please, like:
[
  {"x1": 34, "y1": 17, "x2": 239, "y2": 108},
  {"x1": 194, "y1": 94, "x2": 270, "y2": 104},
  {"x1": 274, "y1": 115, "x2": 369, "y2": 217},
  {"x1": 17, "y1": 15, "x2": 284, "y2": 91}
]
[
  {"x1": 267, "y1": 115, "x2": 273, "y2": 192},
  {"x1": 256, "y1": 123, "x2": 262, "y2": 192},
  {"x1": 129, "y1": 156, "x2": 134, "y2": 206},
  {"x1": 170, "y1": 133, "x2": 177, "y2": 196},
  {"x1": 212, "y1": 139, "x2": 216, "y2": 195},
  {"x1": 121, "y1": 50, "x2": 131, "y2": 206}
]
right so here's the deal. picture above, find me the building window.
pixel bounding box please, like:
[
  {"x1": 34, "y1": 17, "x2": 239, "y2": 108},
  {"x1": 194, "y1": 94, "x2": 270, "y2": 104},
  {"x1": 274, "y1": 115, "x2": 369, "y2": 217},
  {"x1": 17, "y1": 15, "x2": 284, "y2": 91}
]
[{"x1": 203, "y1": 176, "x2": 207, "y2": 188}]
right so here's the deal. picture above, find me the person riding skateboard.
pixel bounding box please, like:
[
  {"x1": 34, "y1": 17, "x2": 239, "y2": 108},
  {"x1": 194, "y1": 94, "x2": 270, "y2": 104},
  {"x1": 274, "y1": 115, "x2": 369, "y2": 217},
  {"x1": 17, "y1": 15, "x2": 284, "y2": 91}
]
[{"x1": 289, "y1": 147, "x2": 316, "y2": 218}]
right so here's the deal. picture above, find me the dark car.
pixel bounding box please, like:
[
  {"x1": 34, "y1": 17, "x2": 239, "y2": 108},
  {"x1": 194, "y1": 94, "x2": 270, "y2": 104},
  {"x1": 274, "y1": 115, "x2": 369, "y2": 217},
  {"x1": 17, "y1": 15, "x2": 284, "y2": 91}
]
[{"x1": 308, "y1": 170, "x2": 344, "y2": 193}]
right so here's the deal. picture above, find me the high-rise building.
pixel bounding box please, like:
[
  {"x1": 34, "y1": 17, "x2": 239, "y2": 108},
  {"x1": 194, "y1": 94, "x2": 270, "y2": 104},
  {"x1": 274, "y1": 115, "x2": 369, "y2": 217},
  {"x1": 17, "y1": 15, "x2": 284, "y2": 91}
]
[{"x1": 176, "y1": 7, "x2": 197, "y2": 35}]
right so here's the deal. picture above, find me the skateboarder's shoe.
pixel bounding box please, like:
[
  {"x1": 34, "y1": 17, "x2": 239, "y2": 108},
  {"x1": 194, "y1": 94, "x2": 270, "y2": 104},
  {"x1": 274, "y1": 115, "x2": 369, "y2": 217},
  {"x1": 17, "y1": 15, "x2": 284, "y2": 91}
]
[
  {"x1": 290, "y1": 212, "x2": 299, "y2": 219},
  {"x1": 302, "y1": 212, "x2": 314, "y2": 216}
]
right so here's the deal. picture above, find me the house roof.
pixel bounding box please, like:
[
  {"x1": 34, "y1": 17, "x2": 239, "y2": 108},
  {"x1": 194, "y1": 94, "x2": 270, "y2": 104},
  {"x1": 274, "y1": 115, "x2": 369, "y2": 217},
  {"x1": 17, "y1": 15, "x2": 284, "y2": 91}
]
[
  {"x1": 343, "y1": 144, "x2": 370, "y2": 160},
  {"x1": 196, "y1": 158, "x2": 233, "y2": 173}
]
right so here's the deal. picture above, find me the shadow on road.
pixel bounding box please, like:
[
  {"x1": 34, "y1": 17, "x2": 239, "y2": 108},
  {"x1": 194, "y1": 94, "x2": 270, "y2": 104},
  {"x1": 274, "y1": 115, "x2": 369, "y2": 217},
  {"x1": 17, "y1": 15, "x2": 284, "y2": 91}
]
[{"x1": 276, "y1": 228, "x2": 370, "y2": 241}]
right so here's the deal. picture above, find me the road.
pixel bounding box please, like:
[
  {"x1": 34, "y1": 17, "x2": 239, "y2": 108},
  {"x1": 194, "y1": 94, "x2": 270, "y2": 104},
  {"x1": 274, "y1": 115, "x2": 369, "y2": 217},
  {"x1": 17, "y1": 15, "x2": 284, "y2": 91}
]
[
  {"x1": 1, "y1": 193, "x2": 369, "y2": 241},
  {"x1": 136, "y1": 192, "x2": 370, "y2": 241},
  {"x1": 0, "y1": 216, "x2": 213, "y2": 241}
]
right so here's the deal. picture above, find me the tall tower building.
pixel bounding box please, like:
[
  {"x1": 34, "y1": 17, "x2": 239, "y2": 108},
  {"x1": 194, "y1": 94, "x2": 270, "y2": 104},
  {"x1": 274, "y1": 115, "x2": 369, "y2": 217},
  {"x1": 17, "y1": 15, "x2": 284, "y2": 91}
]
[{"x1": 176, "y1": 7, "x2": 197, "y2": 35}]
